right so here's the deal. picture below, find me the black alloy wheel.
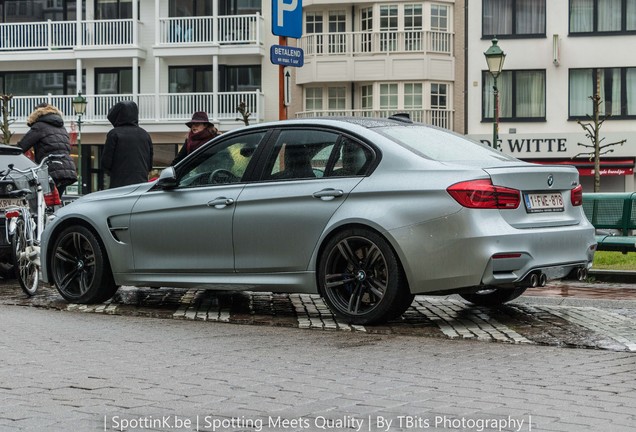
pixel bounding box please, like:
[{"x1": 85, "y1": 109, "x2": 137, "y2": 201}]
[
  {"x1": 318, "y1": 228, "x2": 410, "y2": 325},
  {"x1": 51, "y1": 225, "x2": 117, "y2": 304}
]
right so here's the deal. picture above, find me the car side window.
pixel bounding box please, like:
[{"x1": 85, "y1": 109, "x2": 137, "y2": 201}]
[
  {"x1": 328, "y1": 138, "x2": 373, "y2": 177},
  {"x1": 178, "y1": 132, "x2": 265, "y2": 188},
  {"x1": 263, "y1": 130, "x2": 339, "y2": 181}
]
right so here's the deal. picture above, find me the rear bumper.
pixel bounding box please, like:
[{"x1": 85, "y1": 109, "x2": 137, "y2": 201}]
[{"x1": 388, "y1": 209, "x2": 596, "y2": 295}]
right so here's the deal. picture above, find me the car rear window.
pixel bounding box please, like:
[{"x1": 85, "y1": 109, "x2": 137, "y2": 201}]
[{"x1": 380, "y1": 126, "x2": 517, "y2": 162}]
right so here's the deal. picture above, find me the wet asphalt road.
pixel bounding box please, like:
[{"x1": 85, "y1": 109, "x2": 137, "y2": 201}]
[{"x1": 1, "y1": 278, "x2": 636, "y2": 353}]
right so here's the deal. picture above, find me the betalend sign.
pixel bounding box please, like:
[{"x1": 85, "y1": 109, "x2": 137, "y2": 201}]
[{"x1": 270, "y1": 45, "x2": 304, "y2": 67}]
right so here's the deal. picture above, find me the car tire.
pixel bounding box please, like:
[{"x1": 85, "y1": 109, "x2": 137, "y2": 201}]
[
  {"x1": 459, "y1": 286, "x2": 528, "y2": 306},
  {"x1": 318, "y1": 228, "x2": 410, "y2": 325},
  {"x1": 12, "y1": 217, "x2": 39, "y2": 296},
  {"x1": 51, "y1": 225, "x2": 118, "y2": 304}
]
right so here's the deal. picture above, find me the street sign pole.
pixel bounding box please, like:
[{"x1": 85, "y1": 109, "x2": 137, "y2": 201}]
[{"x1": 279, "y1": 36, "x2": 287, "y2": 120}]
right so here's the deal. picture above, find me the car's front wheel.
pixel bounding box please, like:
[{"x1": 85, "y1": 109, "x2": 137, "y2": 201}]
[
  {"x1": 459, "y1": 286, "x2": 527, "y2": 306},
  {"x1": 51, "y1": 225, "x2": 118, "y2": 304},
  {"x1": 318, "y1": 228, "x2": 410, "y2": 325}
]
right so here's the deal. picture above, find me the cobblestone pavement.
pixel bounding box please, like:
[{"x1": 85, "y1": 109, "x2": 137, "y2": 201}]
[{"x1": 1, "y1": 279, "x2": 636, "y2": 353}]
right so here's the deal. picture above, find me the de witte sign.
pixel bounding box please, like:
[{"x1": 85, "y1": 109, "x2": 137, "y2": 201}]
[
  {"x1": 270, "y1": 45, "x2": 304, "y2": 67},
  {"x1": 272, "y1": 0, "x2": 302, "y2": 38}
]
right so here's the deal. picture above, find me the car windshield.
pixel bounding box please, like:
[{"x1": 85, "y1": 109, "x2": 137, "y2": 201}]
[{"x1": 379, "y1": 126, "x2": 517, "y2": 162}]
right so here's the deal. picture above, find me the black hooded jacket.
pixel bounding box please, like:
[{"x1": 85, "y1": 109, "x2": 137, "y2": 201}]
[
  {"x1": 18, "y1": 105, "x2": 78, "y2": 188},
  {"x1": 102, "y1": 101, "x2": 153, "y2": 188}
]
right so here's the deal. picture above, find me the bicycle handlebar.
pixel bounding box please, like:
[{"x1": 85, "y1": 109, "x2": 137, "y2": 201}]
[{"x1": 1, "y1": 153, "x2": 64, "y2": 178}]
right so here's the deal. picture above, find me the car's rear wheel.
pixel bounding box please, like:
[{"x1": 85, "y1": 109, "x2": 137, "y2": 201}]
[
  {"x1": 12, "y1": 217, "x2": 39, "y2": 296},
  {"x1": 51, "y1": 225, "x2": 117, "y2": 304},
  {"x1": 318, "y1": 228, "x2": 410, "y2": 325},
  {"x1": 459, "y1": 286, "x2": 527, "y2": 306}
]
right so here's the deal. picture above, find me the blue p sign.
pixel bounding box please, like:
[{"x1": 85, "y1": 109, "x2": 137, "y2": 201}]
[{"x1": 272, "y1": 0, "x2": 303, "y2": 39}]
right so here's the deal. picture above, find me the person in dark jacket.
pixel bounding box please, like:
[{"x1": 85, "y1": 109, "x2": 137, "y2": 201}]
[
  {"x1": 102, "y1": 101, "x2": 153, "y2": 188},
  {"x1": 18, "y1": 103, "x2": 78, "y2": 196},
  {"x1": 171, "y1": 111, "x2": 220, "y2": 165}
]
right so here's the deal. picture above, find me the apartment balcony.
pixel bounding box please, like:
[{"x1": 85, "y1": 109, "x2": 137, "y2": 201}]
[
  {"x1": 8, "y1": 92, "x2": 264, "y2": 133},
  {"x1": 295, "y1": 108, "x2": 454, "y2": 131},
  {"x1": 297, "y1": 30, "x2": 455, "y2": 84},
  {"x1": 0, "y1": 14, "x2": 265, "y2": 61}
]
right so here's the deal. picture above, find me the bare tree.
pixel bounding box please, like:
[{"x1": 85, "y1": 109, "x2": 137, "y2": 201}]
[
  {"x1": 573, "y1": 72, "x2": 626, "y2": 192},
  {"x1": 236, "y1": 101, "x2": 251, "y2": 126},
  {"x1": 1, "y1": 94, "x2": 14, "y2": 145}
]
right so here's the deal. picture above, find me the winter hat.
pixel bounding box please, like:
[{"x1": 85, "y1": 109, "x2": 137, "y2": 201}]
[{"x1": 186, "y1": 111, "x2": 211, "y2": 128}]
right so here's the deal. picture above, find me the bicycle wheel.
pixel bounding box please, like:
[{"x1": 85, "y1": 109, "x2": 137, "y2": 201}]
[{"x1": 11, "y1": 217, "x2": 39, "y2": 296}]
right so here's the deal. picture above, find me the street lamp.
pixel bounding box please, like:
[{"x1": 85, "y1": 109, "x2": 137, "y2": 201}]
[
  {"x1": 484, "y1": 38, "x2": 506, "y2": 150},
  {"x1": 72, "y1": 92, "x2": 87, "y2": 195}
]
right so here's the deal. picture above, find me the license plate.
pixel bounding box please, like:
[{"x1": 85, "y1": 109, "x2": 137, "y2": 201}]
[
  {"x1": 0, "y1": 198, "x2": 22, "y2": 210},
  {"x1": 524, "y1": 193, "x2": 564, "y2": 213}
]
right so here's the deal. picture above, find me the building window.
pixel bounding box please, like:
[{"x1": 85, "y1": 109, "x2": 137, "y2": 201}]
[
  {"x1": 219, "y1": 65, "x2": 261, "y2": 91},
  {"x1": 569, "y1": 67, "x2": 636, "y2": 118},
  {"x1": 95, "y1": 68, "x2": 133, "y2": 94},
  {"x1": 170, "y1": 0, "x2": 212, "y2": 17},
  {"x1": 430, "y1": 83, "x2": 447, "y2": 109},
  {"x1": 305, "y1": 88, "x2": 323, "y2": 111},
  {"x1": 405, "y1": 4, "x2": 423, "y2": 51},
  {"x1": 570, "y1": 0, "x2": 636, "y2": 34},
  {"x1": 483, "y1": 0, "x2": 546, "y2": 38},
  {"x1": 483, "y1": 70, "x2": 546, "y2": 121},
  {"x1": 360, "y1": 7, "x2": 373, "y2": 53},
  {"x1": 361, "y1": 85, "x2": 373, "y2": 110},
  {"x1": 328, "y1": 11, "x2": 346, "y2": 54},
  {"x1": 1, "y1": 70, "x2": 80, "y2": 96},
  {"x1": 328, "y1": 87, "x2": 346, "y2": 112},
  {"x1": 404, "y1": 83, "x2": 423, "y2": 110},
  {"x1": 380, "y1": 83, "x2": 398, "y2": 110},
  {"x1": 219, "y1": 0, "x2": 261, "y2": 15},
  {"x1": 306, "y1": 12, "x2": 324, "y2": 54},
  {"x1": 169, "y1": 66, "x2": 212, "y2": 93},
  {"x1": 96, "y1": 0, "x2": 132, "y2": 19},
  {"x1": 430, "y1": 4, "x2": 448, "y2": 31},
  {"x1": 380, "y1": 5, "x2": 398, "y2": 51}
]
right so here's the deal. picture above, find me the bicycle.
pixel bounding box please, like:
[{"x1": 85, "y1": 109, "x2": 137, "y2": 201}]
[{"x1": 1, "y1": 154, "x2": 63, "y2": 295}]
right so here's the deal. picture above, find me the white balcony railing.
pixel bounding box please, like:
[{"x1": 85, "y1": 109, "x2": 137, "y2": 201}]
[
  {"x1": 0, "y1": 14, "x2": 263, "y2": 51},
  {"x1": 295, "y1": 108, "x2": 454, "y2": 130},
  {"x1": 299, "y1": 30, "x2": 453, "y2": 56},
  {"x1": 157, "y1": 14, "x2": 263, "y2": 46},
  {"x1": 7, "y1": 92, "x2": 265, "y2": 126}
]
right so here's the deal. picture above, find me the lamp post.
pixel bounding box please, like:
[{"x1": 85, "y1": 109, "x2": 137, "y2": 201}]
[
  {"x1": 72, "y1": 92, "x2": 87, "y2": 195},
  {"x1": 484, "y1": 38, "x2": 506, "y2": 150}
]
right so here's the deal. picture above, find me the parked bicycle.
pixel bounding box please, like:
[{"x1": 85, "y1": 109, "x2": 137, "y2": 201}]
[{"x1": 0, "y1": 154, "x2": 63, "y2": 295}]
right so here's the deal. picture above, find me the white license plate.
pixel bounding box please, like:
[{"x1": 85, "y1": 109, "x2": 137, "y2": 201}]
[
  {"x1": 0, "y1": 198, "x2": 22, "y2": 210},
  {"x1": 524, "y1": 193, "x2": 564, "y2": 213}
]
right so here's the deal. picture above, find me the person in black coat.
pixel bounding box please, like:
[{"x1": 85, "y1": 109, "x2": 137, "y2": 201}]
[
  {"x1": 18, "y1": 103, "x2": 78, "y2": 196},
  {"x1": 102, "y1": 101, "x2": 153, "y2": 189}
]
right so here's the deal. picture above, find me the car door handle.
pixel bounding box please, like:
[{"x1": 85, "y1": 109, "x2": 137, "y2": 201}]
[
  {"x1": 312, "y1": 188, "x2": 344, "y2": 201},
  {"x1": 208, "y1": 197, "x2": 235, "y2": 208}
]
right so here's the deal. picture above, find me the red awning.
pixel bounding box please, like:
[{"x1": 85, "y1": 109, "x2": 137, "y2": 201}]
[{"x1": 525, "y1": 159, "x2": 634, "y2": 177}]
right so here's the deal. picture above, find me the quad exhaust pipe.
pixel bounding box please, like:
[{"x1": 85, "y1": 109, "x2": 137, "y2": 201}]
[
  {"x1": 576, "y1": 267, "x2": 588, "y2": 281},
  {"x1": 521, "y1": 271, "x2": 548, "y2": 288}
]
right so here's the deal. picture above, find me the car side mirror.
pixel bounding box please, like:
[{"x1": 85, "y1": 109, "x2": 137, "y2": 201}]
[{"x1": 156, "y1": 167, "x2": 178, "y2": 189}]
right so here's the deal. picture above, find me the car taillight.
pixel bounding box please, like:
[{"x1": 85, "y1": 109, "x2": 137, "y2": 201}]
[
  {"x1": 571, "y1": 184, "x2": 583, "y2": 206},
  {"x1": 447, "y1": 179, "x2": 520, "y2": 209},
  {"x1": 5, "y1": 210, "x2": 20, "y2": 219},
  {"x1": 45, "y1": 185, "x2": 62, "y2": 207}
]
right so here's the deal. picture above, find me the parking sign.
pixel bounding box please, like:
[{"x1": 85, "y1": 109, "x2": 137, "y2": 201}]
[{"x1": 272, "y1": 0, "x2": 303, "y2": 39}]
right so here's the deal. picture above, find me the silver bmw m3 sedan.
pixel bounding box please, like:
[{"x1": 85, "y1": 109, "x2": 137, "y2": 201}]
[{"x1": 40, "y1": 116, "x2": 596, "y2": 325}]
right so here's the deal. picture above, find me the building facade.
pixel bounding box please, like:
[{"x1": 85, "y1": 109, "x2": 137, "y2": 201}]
[
  {"x1": 1, "y1": 0, "x2": 273, "y2": 193},
  {"x1": 296, "y1": 0, "x2": 464, "y2": 134},
  {"x1": 1, "y1": 0, "x2": 465, "y2": 194},
  {"x1": 466, "y1": 0, "x2": 636, "y2": 192}
]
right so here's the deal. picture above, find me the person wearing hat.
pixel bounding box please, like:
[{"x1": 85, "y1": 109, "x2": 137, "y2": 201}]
[{"x1": 171, "y1": 111, "x2": 220, "y2": 165}]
